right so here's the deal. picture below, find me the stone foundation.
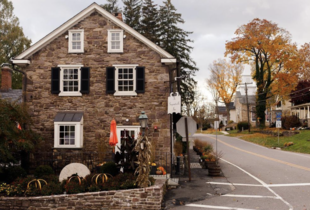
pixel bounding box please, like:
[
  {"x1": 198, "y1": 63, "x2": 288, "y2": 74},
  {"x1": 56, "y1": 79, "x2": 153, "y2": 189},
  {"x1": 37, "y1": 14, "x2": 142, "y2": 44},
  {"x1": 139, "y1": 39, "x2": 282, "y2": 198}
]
[{"x1": 0, "y1": 180, "x2": 166, "y2": 210}]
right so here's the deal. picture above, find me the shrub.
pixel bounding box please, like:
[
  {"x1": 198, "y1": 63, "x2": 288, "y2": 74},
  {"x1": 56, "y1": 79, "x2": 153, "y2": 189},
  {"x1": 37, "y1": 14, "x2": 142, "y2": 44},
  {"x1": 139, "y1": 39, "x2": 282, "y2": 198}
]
[
  {"x1": 34, "y1": 165, "x2": 54, "y2": 178},
  {"x1": 237, "y1": 121, "x2": 250, "y2": 131},
  {"x1": 65, "y1": 180, "x2": 86, "y2": 194},
  {"x1": 282, "y1": 116, "x2": 301, "y2": 130},
  {"x1": 5, "y1": 166, "x2": 27, "y2": 184},
  {"x1": 98, "y1": 162, "x2": 118, "y2": 176},
  {"x1": 40, "y1": 182, "x2": 63, "y2": 196},
  {"x1": 174, "y1": 141, "x2": 183, "y2": 156}
]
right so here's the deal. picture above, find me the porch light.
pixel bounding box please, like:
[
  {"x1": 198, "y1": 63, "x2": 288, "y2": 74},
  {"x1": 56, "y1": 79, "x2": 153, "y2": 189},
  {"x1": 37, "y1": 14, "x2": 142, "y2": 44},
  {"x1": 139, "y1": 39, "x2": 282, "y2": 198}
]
[{"x1": 139, "y1": 111, "x2": 148, "y2": 128}]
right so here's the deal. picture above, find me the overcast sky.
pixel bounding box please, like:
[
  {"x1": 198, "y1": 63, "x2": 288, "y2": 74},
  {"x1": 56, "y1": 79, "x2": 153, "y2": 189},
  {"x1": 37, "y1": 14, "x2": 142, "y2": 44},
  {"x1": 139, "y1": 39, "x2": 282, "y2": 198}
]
[{"x1": 9, "y1": 0, "x2": 310, "y2": 101}]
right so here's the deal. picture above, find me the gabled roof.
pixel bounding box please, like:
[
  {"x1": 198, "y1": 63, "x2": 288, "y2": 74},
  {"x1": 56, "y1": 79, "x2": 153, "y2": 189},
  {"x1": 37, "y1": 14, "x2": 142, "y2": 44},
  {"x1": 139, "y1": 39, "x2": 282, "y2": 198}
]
[
  {"x1": 0, "y1": 90, "x2": 23, "y2": 103},
  {"x1": 14, "y1": 2, "x2": 174, "y2": 60},
  {"x1": 235, "y1": 91, "x2": 256, "y2": 105}
]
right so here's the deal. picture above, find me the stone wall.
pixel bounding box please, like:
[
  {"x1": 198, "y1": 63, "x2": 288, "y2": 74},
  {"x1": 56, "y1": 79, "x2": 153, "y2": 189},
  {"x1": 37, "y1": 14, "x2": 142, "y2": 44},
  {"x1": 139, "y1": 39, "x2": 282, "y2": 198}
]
[
  {"x1": 0, "y1": 180, "x2": 166, "y2": 210},
  {"x1": 21, "y1": 11, "x2": 171, "y2": 167}
]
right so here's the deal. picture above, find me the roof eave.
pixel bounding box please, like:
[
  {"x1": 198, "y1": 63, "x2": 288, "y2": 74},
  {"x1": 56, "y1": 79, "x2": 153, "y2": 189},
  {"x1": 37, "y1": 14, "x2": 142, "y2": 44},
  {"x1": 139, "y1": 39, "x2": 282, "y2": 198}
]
[{"x1": 15, "y1": 3, "x2": 174, "y2": 60}]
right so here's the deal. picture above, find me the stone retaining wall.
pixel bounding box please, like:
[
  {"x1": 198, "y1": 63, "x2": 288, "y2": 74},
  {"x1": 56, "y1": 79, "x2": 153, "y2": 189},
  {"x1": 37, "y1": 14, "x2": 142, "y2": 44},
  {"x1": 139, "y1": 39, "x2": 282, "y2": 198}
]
[{"x1": 0, "y1": 180, "x2": 166, "y2": 210}]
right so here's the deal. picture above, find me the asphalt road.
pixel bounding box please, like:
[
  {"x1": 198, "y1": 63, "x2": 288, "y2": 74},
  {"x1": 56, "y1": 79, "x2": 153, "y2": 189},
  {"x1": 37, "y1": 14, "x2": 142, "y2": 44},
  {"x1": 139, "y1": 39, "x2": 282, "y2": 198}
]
[{"x1": 174, "y1": 133, "x2": 310, "y2": 210}]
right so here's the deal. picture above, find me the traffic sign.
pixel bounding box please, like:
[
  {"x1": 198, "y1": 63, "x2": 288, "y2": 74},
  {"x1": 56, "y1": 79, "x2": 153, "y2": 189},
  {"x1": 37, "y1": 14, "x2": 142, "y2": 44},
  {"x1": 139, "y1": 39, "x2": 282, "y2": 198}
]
[
  {"x1": 276, "y1": 121, "x2": 282, "y2": 128},
  {"x1": 176, "y1": 117, "x2": 197, "y2": 137}
]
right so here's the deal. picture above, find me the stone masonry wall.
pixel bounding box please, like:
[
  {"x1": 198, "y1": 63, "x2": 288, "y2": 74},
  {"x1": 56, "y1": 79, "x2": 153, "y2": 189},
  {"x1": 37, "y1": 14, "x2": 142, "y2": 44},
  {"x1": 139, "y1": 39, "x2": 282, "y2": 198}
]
[
  {"x1": 0, "y1": 180, "x2": 166, "y2": 210},
  {"x1": 22, "y1": 11, "x2": 171, "y2": 166}
]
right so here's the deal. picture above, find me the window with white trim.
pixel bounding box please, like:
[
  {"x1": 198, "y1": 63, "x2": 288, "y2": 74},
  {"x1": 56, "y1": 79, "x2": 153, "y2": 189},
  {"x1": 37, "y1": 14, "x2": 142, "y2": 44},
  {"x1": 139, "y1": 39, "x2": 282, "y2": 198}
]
[
  {"x1": 114, "y1": 64, "x2": 137, "y2": 96},
  {"x1": 115, "y1": 126, "x2": 140, "y2": 154},
  {"x1": 68, "y1": 30, "x2": 84, "y2": 53},
  {"x1": 108, "y1": 30, "x2": 123, "y2": 53},
  {"x1": 58, "y1": 65, "x2": 83, "y2": 96},
  {"x1": 54, "y1": 113, "x2": 83, "y2": 148},
  {"x1": 251, "y1": 106, "x2": 256, "y2": 122}
]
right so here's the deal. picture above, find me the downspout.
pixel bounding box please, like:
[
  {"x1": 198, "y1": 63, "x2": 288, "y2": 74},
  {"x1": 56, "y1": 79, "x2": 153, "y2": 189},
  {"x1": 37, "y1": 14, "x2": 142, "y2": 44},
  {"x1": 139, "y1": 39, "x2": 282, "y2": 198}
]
[{"x1": 10, "y1": 62, "x2": 27, "y2": 103}]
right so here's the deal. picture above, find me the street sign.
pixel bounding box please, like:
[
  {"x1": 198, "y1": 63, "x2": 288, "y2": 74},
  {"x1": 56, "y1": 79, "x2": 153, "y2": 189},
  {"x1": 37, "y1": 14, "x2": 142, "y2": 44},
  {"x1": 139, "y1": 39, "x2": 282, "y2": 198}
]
[
  {"x1": 214, "y1": 121, "x2": 219, "y2": 129},
  {"x1": 176, "y1": 117, "x2": 197, "y2": 137},
  {"x1": 168, "y1": 92, "x2": 181, "y2": 114},
  {"x1": 276, "y1": 121, "x2": 282, "y2": 128}
]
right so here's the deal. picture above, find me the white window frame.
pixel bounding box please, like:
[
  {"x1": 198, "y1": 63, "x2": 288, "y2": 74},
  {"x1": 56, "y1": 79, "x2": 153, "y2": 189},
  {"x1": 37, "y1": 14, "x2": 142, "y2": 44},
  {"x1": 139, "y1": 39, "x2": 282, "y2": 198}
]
[
  {"x1": 251, "y1": 106, "x2": 256, "y2": 122},
  {"x1": 115, "y1": 126, "x2": 140, "y2": 154},
  {"x1": 68, "y1": 29, "x2": 84, "y2": 53},
  {"x1": 113, "y1": 64, "x2": 138, "y2": 96},
  {"x1": 108, "y1": 29, "x2": 123, "y2": 53},
  {"x1": 58, "y1": 65, "x2": 83, "y2": 97},
  {"x1": 54, "y1": 118, "x2": 83, "y2": 148}
]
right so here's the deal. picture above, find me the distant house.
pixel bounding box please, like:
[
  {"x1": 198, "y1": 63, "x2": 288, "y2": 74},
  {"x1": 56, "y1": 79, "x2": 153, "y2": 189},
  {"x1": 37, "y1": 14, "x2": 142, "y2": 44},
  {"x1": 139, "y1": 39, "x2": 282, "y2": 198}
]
[
  {"x1": 10, "y1": 3, "x2": 177, "y2": 170},
  {"x1": 0, "y1": 64, "x2": 22, "y2": 102}
]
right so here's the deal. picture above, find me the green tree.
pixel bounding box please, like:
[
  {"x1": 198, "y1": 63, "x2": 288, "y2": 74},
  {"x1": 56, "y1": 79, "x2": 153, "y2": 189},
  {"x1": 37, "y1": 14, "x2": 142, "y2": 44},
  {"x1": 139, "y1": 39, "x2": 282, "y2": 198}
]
[
  {"x1": 101, "y1": 0, "x2": 122, "y2": 13},
  {"x1": 0, "y1": 0, "x2": 31, "y2": 89},
  {"x1": 140, "y1": 0, "x2": 160, "y2": 44},
  {"x1": 0, "y1": 99, "x2": 41, "y2": 167},
  {"x1": 159, "y1": 0, "x2": 198, "y2": 107},
  {"x1": 122, "y1": 0, "x2": 141, "y2": 31}
]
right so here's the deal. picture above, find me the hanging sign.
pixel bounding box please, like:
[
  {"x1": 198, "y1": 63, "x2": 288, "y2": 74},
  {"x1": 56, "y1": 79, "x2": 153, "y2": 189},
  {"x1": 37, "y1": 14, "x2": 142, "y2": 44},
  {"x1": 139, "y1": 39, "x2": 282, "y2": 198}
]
[{"x1": 168, "y1": 92, "x2": 181, "y2": 114}]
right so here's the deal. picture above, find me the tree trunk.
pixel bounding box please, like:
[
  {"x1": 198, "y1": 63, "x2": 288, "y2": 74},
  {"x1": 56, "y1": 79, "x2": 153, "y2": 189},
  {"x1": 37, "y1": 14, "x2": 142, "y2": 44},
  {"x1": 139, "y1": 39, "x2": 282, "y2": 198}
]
[
  {"x1": 225, "y1": 103, "x2": 230, "y2": 123},
  {"x1": 257, "y1": 92, "x2": 266, "y2": 127}
]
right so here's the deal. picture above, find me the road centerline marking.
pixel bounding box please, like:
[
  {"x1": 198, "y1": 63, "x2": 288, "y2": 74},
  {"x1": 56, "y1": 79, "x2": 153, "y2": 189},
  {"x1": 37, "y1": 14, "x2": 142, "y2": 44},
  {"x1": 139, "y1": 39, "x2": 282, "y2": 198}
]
[{"x1": 209, "y1": 136, "x2": 310, "y2": 172}]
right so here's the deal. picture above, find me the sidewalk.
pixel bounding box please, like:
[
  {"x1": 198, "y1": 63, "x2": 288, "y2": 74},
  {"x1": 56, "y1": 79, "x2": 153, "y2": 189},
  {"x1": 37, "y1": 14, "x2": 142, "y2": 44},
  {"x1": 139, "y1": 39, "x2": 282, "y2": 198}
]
[{"x1": 163, "y1": 148, "x2": 231, "y2": 209}]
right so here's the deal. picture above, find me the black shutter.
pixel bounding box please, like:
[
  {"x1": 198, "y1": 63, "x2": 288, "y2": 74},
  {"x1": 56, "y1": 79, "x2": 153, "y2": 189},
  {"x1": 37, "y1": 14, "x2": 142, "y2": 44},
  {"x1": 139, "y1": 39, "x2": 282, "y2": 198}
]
[
  {"x1": 51, "y1": 67, "x2": 60, "y2": 94},
  {"x1": 80, "y1": 67, "x2": 90, "y2": 94},
  {"x1": 106, "y1": 67, "x2": 115, "y2": 94},
  {"x1": 136, "y1": 66, "x2": 145, "y2": 93}
]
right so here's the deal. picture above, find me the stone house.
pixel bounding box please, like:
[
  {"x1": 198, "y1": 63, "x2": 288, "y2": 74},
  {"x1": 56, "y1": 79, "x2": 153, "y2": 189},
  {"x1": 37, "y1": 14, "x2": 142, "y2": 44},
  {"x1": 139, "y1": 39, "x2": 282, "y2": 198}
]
[{"x1": 10, "y1": 3, "x2": 176, "y2": 169}]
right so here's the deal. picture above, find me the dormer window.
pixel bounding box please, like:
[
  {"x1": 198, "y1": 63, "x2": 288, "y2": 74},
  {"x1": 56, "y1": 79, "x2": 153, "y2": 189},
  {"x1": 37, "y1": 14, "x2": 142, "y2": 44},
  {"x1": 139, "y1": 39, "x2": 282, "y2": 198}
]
[
  {"x1": 108, "y1": 29, "x2": 123, "y2": 53},
  {"x1": 68, "y1": 29, "x2": 84, "y2": 53}
]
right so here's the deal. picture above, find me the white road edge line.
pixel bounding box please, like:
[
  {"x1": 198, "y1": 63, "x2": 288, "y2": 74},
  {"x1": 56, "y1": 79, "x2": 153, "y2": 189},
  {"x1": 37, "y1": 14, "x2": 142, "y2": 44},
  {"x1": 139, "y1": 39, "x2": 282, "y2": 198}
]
[
  {"x1": 221, "y1": 158, "x2": 293, "y2": 210},
  {"x1": 221, "y1": 194, "x2": 279, "y2": 199},
  {"x1": 186, "y1": 204, "x2": 256, "y2": 210},
  {"x1": 207, "y1": 182, "x2": 263, "y2": 187},
  {"x1": 207, "y1": 182, "x2": 310, "y2": 188}
]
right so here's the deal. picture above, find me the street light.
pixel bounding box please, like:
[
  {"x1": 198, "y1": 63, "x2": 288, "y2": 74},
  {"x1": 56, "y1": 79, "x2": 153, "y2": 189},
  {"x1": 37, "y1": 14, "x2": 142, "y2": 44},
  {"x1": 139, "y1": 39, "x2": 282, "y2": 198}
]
[{"x1": 139, "y1": 111, "x2": 148, "y2": 136}]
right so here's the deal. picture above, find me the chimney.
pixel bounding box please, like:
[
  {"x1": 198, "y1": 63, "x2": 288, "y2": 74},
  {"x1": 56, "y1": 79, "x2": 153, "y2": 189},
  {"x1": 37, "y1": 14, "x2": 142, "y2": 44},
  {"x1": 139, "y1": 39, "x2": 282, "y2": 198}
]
[
  {"x1": 114, "y1": 13, "x2": 123, "y2": 21},
  {"x1": 1, "y1": 63, "x2": 12, "y2": 92}
]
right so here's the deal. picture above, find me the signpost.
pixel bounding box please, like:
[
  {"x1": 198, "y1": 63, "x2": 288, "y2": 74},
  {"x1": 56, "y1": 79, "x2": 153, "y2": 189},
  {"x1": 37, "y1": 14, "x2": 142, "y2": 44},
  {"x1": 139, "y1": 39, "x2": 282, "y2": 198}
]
[
  {"x1": 214, "y1": 121, "x2": 219, "y2": 156},
  {"x1": 276, "y1": 112, "x2": 282, "y2": 145},
  {"x1": 176, "y1": 116, "x2": 197, "y2": 182}
]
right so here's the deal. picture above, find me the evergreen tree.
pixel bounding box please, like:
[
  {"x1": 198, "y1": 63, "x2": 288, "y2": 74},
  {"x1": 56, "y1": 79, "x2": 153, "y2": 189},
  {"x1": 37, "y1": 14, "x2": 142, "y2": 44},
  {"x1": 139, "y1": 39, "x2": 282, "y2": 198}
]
[
  {"x1": 159, "y1": 0, "x2": 198, "y2": 105},
  {"x1": 140, "y1": 0, "x2": 160, "y2": 44},
  {"x1": 0, "y1": 0, "x2": 31, "y2": 89},
  {"x1": 101, "y1": 0, "x2": 122, "y2": 13},
  {"x1": 122, "y1": 0, "x2": 141, "y2": 31}
]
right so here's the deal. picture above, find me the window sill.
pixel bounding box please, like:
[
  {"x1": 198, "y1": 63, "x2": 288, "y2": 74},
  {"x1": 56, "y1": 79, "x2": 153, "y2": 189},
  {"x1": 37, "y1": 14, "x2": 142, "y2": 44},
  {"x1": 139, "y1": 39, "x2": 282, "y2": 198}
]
[
  {"x1": 107, "y1": 50, "x2": 123, "y2": 53},
  {"x1": 53, "y1": 146, "x2": 83, "y2": 149},
  {"x1": 59, "y1": 92, "x2": 82, "y2": 97},
  {"x1": 114, "y1": 92, "x2": 137, "y2": 96},
  {"x1": 68, "y1": 50, "x2": 84, "y2": 53}
]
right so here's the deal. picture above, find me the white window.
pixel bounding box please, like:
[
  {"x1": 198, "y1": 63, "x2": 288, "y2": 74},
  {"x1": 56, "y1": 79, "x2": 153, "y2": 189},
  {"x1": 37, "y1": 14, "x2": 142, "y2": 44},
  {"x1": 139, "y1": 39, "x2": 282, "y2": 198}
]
[
  {"x1": 58, "y1": 65, "x2": 83, "y2": 96},
  {"x1": 108, "y1": 30, "x2": 123, "y2": 53},
  {"x1": 115, "y1": 126, "x2": 140, "y2": 154},
  {"x1": 68, "y1": 29, "x2": 84, "y2": 53},
  {"x1": 114, "y1": 64, "x2": 138, "y2": 96},
  {"x1": 54, "y1": 113, "x2": 83, "y2": 148},
  {"x1": 251, "y1": 106, "x2": 256, "y2": 122}
]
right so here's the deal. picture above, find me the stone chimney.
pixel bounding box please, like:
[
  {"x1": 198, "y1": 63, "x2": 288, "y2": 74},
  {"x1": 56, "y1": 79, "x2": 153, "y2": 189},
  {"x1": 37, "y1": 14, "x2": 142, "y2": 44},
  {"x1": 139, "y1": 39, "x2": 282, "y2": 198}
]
[
  {"x1": 1, "y1": 63, "x2": 12, "y2": 92},
  {"x1": 114, "y1": 13, "x2": 123, "y2": 21}
]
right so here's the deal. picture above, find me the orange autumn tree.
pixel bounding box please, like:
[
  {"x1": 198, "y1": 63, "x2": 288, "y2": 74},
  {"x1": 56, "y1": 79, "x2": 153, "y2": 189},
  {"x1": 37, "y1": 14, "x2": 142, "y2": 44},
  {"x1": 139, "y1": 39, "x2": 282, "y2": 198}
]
[
  {"x1": 207, "y1": 59, "x2": 243, "y2": 122},
  {"x1": 225, "y1": 18, "x2": 300, "y2": 127}
]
